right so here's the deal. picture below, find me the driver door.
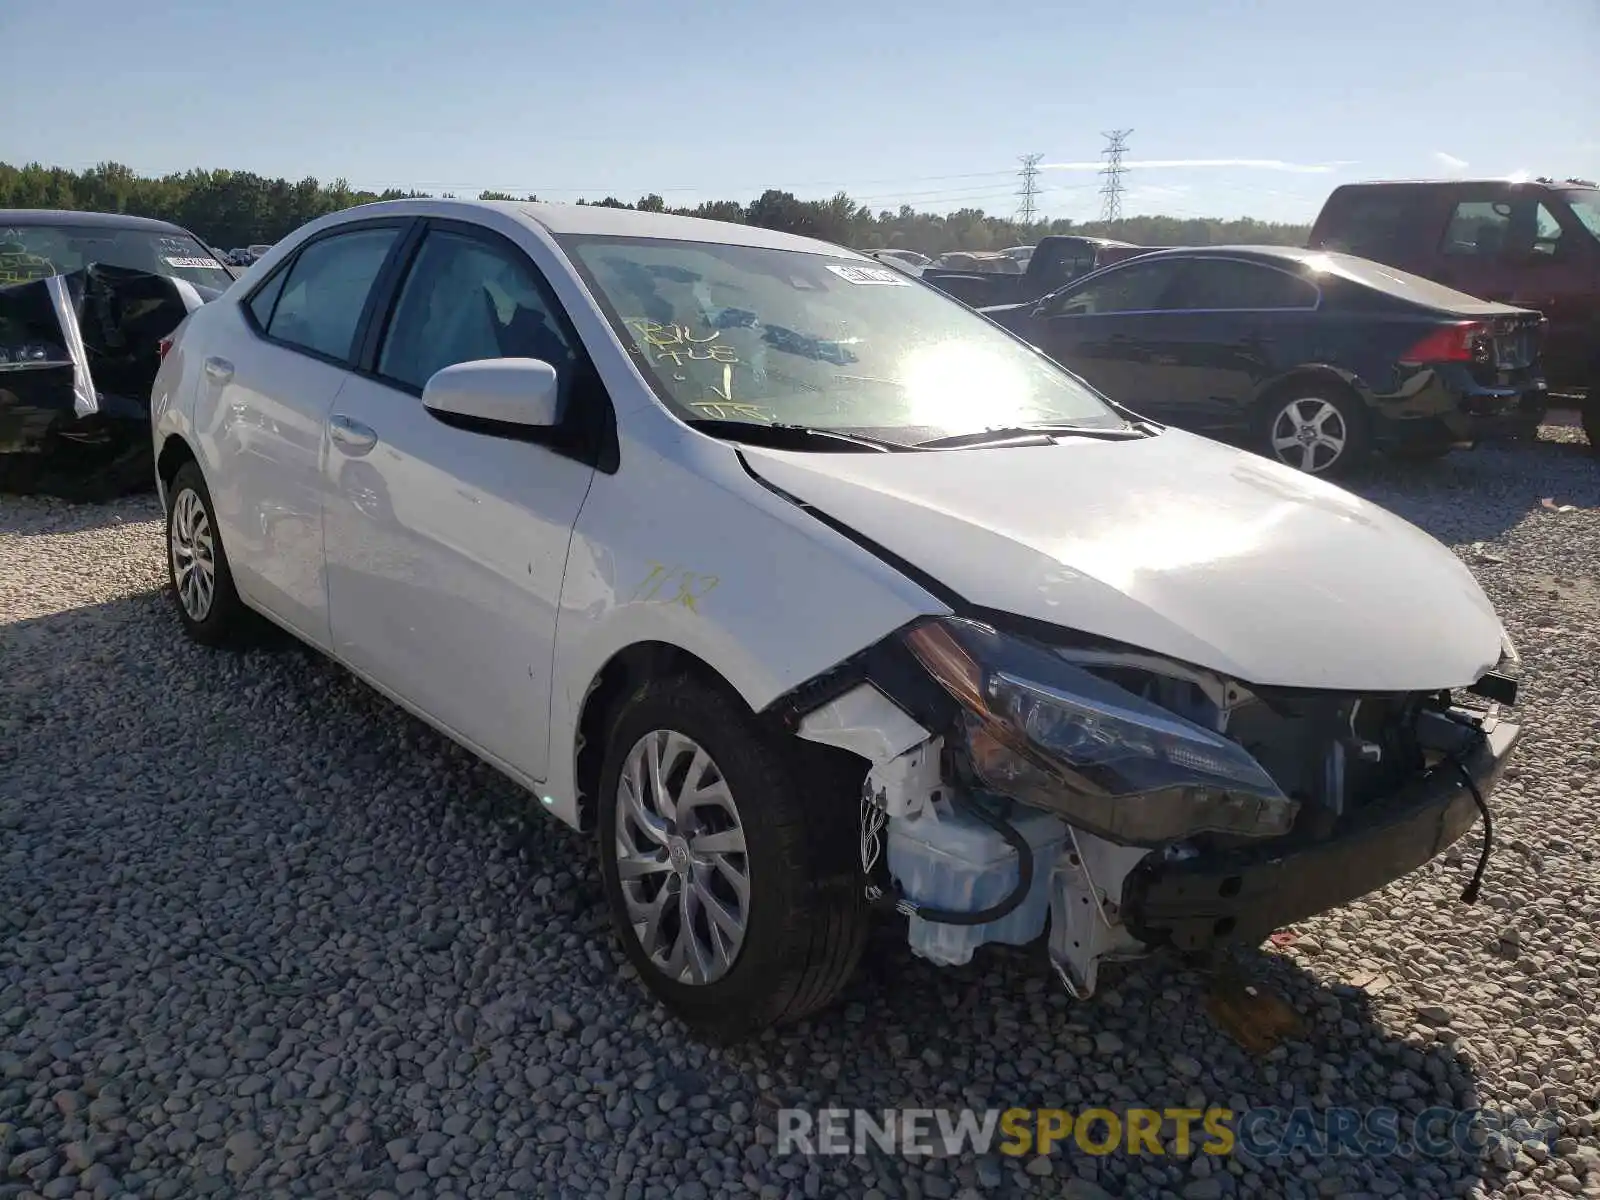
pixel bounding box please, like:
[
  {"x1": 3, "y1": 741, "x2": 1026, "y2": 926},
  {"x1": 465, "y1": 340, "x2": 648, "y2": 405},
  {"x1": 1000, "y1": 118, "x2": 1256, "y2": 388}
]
[{"x1": 322, "y1": 221, "x2": 599, "y2": 783}]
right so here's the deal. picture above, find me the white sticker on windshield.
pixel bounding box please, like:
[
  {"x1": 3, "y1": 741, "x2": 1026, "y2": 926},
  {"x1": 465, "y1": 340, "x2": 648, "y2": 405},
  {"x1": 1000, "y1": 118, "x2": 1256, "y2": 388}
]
[
  {"x1": 163, "y1": 256, "x2": 225, "y2": 270},
  {"x1": 825, "y1": 263, "x2": 910, "y2": 286}
]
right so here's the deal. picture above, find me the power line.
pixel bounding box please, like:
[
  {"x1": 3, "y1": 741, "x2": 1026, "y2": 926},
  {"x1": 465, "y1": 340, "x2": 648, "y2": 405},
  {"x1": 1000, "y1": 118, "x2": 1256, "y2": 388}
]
[
  {"x1": 1098, "y1": 129, "x2": 1132, "y2": 223},
  {"x1": 1015, "y1": 153, "x2": 1043, "y2": 223}
]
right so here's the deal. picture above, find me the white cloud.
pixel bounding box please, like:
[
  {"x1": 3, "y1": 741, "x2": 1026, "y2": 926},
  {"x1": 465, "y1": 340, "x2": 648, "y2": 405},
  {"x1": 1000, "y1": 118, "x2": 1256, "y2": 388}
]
[
  {"x1": 1434, "y1": 151, "x2": 1469, "y2": 173},
  {"x1": 1041, "y1": 158, "x2": 1354, "y2": 174}
]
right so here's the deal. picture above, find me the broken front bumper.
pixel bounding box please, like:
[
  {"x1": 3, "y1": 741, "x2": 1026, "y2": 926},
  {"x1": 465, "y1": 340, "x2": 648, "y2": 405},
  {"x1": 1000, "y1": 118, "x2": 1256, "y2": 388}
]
[{"x1": 1122, "y1": 718, "x2": 1520, "y2": 952}]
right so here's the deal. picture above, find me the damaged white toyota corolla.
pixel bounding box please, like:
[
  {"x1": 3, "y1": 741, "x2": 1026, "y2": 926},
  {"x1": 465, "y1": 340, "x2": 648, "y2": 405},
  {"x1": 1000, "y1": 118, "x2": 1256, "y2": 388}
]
[{"x1": 151, "y1": 199, "x2": 1521, "y2": 1040}]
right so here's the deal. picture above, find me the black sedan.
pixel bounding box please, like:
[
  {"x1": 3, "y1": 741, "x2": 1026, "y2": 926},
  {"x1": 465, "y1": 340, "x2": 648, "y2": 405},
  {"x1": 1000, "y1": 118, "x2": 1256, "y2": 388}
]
[{"x1": 980, "y1": 246, "x2": 1548, "y2": 476}]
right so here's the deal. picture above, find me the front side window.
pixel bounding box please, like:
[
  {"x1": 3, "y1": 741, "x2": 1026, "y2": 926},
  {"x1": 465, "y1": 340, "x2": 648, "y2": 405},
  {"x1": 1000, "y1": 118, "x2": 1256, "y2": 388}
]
[
  {"x1": 1561, "y1": 190, "x2": 1600, "y2": 240},
  {"x1": 378, "y1": 229, "x2": 577, "y2": 395},
  {"x1": 1165, "y1": 260, "x2": 1318, "y2": 310},
  {"x1": 1044, "y1": 260, "x2": 1185, "y2": 316},
  {"x1": 0, "y1": 223, "x2": 232, "y2": 289},
  {"x1": 264, "y1": 227, "x2": 398, "y2": 361},
  {"x1": 559, "y1": 237, "x2": 1120, "y2": 441}
]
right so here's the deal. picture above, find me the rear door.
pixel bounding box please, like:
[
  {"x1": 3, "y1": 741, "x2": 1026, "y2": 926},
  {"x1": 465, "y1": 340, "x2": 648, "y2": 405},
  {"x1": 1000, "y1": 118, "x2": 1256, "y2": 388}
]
[
  {"x1": 1142, "y1": 257, "x2": 1322, "y2": 434},
  {"x1": 1031, "y1": 257, "x2": 1189, "y2": 411},
  {"x1": 203, "y1": 221, "x2": 407, "y2": 647}
]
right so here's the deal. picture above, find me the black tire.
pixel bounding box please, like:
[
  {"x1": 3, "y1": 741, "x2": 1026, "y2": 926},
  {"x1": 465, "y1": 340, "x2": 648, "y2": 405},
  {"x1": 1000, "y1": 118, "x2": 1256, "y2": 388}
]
[
  {"x1": 1253, "y1": 383, "x2": 1371, "y2": 479},
  {"x1": 596, "y1": 674, "x2": 868, "y2": 1041},
  {"x1": 1583, "y1": 399, "x2": 1600, "y2": 454},
  {"x1": 165, "y1": 461, "x2": 262, "y2": 648}
]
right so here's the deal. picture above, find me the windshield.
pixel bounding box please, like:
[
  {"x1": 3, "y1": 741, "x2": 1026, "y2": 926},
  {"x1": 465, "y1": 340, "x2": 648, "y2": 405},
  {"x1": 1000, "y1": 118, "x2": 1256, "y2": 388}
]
[
  {"x1": 0, "y1": 223, "x2": 232, "y2": 289},
  {"x1": 558, "y1": 236, "x2": 1121, "y2": 444},
  {"x1": 1561, "y1": 190, "x2": 1600, "y2": 241}
]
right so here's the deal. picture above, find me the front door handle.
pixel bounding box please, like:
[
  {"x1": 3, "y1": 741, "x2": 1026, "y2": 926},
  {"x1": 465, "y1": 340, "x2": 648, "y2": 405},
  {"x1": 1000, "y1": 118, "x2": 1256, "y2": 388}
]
[
  {"x1": 203, "y1": 356, "x2": 233, "y2": 383},
  {"x1": 328, "y1": 414, "x2": 378, "y2": 454}
]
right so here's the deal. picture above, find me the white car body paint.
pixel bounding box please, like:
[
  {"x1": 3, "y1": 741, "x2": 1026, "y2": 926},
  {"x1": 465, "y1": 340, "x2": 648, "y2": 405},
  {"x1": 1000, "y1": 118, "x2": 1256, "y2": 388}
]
[
  {"x1": 153, "y1": 196, "x2": 1512, "y2": 850},
  {"x1": 738, "y1": 432, "x2": 1506, "y2": 692}
]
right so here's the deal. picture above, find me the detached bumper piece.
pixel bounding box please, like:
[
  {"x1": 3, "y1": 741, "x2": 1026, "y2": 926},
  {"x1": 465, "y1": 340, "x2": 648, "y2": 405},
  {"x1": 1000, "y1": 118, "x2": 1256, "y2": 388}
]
[
  {"x1": 1122, "y1": 718, "x2": 1519, "y2": 952},
  {"x1": 0, "y1": 264, "x2": 197, "y2": 501}
]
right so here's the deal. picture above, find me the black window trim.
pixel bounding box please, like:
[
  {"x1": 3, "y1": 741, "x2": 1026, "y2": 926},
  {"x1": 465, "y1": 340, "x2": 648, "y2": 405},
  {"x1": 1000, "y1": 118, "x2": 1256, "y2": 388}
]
[
  {"x1": 352, "y1": 216, "x2": 619, "y2": 474},
  {"x1": 1039, "y1": 253, "x2": 1322, "y2": 318},
  {"x1": 236, "y1": 216, "x2": 419, "y2": 370}
]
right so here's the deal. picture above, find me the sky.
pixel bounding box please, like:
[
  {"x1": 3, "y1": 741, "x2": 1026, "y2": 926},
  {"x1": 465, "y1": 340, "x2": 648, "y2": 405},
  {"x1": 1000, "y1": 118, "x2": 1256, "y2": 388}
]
[{"x1": 2, "y1": 0, "x2": 1597, "y2": 225}]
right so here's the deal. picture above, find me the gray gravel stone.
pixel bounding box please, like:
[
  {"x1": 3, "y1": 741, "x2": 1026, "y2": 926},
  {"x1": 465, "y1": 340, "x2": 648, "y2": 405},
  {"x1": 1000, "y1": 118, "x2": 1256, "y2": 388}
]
[{"x1": 3, "y1": 438, "x2": 1600, "y2": 1199}]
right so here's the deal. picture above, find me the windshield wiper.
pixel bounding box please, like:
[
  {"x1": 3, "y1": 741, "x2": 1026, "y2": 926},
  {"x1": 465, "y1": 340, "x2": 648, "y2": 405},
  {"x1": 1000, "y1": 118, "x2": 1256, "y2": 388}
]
[
  {"x1": 683, "y1": 418, "x2": 915, "y2": 453},
  {"x1": 913, "y1": 422, "x2": 1152, "y2": 450}
]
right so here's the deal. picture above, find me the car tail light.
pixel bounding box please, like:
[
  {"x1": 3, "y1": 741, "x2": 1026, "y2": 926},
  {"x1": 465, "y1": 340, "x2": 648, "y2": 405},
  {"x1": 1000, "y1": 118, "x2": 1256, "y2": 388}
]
[
  {"x1": 1399, "y1": 321, "x2": 1491, "y2": 366},
  {"x1": 157, "y1": 336, "x2": 174, "y2": 361}
]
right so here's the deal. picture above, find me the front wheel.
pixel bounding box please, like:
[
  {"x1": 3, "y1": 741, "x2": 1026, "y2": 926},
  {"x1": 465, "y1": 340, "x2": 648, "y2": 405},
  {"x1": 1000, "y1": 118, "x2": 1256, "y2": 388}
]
[
  {"x1": 596, "y1": 675, "x2": 868, "y2": 1041},
  {"x1": 1256, "y1": 386, "x2": 1370, "y2": 478}
]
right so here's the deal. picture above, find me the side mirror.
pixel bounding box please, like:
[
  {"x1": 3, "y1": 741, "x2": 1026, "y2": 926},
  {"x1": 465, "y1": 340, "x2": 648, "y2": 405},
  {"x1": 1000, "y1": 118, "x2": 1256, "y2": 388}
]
[{"x1": 421, "y1": 358, "x2": 561, "y2": 429}]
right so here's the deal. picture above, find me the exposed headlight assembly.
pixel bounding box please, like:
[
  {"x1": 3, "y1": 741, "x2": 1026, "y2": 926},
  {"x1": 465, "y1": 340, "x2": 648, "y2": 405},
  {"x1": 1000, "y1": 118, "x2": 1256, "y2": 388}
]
[{"x1": 902, "y1": 618, "x2": 1298, "y2": 845}]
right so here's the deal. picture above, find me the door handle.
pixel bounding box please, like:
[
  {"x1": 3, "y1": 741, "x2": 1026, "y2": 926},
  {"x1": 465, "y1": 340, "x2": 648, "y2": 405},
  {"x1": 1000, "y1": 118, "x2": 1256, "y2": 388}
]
[
  {"x1": 328, "y1": 414, "x2": 378, "y2": 454},
  {"x1": 203, "y1": 356, "x2": 233, "y2": 383}
]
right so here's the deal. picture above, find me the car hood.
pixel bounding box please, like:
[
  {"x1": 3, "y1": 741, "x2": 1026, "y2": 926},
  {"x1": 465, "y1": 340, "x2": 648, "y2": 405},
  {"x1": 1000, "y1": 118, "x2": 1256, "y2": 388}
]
[{"x1": 739, "y1": 430, "x2": 1506, "y2": 691}]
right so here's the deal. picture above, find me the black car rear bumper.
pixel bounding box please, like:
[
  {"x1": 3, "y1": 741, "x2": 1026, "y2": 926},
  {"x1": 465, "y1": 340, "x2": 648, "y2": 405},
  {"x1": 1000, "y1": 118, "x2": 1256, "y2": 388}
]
[
  {"x1": 1374, "y1": 368, "x2": 1547, "y2": 449},
  {"x1": 1122, "y1": 718, "x2": 1519, "y2": 952}
]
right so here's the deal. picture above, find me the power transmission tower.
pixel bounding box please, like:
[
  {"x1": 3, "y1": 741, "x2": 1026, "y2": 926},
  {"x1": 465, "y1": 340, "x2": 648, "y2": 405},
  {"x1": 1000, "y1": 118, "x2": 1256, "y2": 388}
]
[
  {"x1": 1015, "y1": 153, "x2": 1043, "y2": 224},
  {"x1": 1098, "y1": 129, "x2": 1132, "y2": 224}
]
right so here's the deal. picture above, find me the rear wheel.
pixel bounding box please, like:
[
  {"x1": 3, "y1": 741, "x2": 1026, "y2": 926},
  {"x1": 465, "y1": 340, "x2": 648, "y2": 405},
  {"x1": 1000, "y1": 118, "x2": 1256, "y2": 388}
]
[
  {"x1": 1255, "y1": 385, "x2": 1370, "y2": 478},
  {"x1": 596, "y1": 675, "x2": 868, "y2": 1041},
  {"x1": 165, "y1": 462, "x2": 262, "y2": 648}
]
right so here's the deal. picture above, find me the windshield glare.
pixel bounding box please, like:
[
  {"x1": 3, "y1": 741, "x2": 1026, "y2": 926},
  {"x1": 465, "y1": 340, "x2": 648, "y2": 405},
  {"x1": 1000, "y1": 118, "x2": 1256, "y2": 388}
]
[
  {"x1": 0, "y1": 224, "x2": 232, "y2": 289},
  {"x1": 560, "y1": 236, "x2": 1120, "y2": 443}
]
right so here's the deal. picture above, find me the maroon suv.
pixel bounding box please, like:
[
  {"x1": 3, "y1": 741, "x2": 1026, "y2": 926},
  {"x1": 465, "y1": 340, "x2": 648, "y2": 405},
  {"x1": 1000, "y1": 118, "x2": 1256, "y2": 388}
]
[{"x1": 1308, "y1": 177, "x2": 1600, "y2": 446}]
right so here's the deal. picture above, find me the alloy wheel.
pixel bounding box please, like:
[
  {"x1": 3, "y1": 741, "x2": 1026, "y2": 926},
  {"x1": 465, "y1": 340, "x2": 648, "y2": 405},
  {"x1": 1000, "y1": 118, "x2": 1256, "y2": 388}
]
[
  {"x1": 613, "y1": 729, "x2": 751, "y2": 985},
  {"x1": 169, "y1": 487, "x2": 216, "y2": 621},
  {"x1": 1270, "y1": 397, "x2": 1348, "y2": 474}
]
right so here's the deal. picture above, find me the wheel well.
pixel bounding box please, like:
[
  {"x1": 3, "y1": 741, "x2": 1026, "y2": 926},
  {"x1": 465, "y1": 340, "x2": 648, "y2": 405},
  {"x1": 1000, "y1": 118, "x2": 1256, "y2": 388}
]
[
  {"x1": 156, "y1": 435, "x2": 196, "y2": 493},
  {"x1": 572, "y1": 642, "x2": 737, "y2": 832},
  {"x1": 1253, "y1": 368, "x2": 1366, "y2": 421}
]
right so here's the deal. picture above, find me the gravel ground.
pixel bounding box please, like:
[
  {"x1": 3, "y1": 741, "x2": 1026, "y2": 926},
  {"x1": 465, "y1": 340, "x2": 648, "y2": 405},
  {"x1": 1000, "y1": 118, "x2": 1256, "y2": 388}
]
[{"x1": 2, "y1": 432, "x2": 1599, "y2": 1200}]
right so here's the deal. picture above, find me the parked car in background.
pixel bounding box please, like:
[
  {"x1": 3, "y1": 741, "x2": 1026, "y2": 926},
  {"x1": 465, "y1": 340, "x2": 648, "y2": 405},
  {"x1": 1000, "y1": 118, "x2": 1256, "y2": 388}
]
[
  {"x1": 863, "y1": 247, "x2": 931, "y2": 271},
  {"x1": 983, "y1": 246, "x2": 1547, "y2": 476},
  {"x1": 1, "y1": 209, "x2": 227, "y2": 498},
  {"x1": 923, "y1": 235, "x2": 1152, "y2": 308},
  {"x1": 152, "y1": 199, "x2": 1521, "y2": 1037},
  {"x1": 246, "y1": 243, "x2": 272, "y2": 260},
  {"x1": 1308, "y1": 177, "x2": 1600, "y2": 446}
]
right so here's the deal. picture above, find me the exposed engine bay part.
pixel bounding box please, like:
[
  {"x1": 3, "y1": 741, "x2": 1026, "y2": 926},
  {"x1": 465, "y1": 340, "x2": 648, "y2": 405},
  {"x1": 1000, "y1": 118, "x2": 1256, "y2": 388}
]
[
  {"x1": 1, "y1": 264, "x2": 203, "y2": 502},
  {"x1": 790, "y1": 619, "x2": 1519, "y2": 1002},
  {"x1": 1048, "y1": 828, "x2": 1151, "y2": 999}
]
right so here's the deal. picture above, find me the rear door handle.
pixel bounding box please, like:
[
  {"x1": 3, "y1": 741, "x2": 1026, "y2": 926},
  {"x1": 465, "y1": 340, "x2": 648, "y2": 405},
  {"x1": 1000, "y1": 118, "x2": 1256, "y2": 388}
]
[
  {"x1": 203, "y1": 356, "x2": 233, "y2": 383},
  {"x1": 328, "y1": 414, "x2": 378, "y2": 454}
]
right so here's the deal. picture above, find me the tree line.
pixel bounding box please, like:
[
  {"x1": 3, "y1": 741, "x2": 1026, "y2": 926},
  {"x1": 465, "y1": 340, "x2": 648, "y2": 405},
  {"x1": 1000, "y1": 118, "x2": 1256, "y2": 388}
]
[{"x1": 1, "y1": 161, "x2": 1312, "y2": 255}]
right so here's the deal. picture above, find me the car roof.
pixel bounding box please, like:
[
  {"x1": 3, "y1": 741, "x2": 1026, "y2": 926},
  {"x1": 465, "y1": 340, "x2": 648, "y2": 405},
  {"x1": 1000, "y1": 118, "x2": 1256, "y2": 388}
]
[
  {"x1": 305, "y1": 197, "x2": 868, "y2": 257},
  {"x1": 1330, "y1": 178, "x2": 1593, "y2": 190},
  {"x1": 0, "y1": 208, "x2": 199, "y2": 234},
  {"x1": 1099, "y1": 244, "x2": 1318, "y2": 265}
]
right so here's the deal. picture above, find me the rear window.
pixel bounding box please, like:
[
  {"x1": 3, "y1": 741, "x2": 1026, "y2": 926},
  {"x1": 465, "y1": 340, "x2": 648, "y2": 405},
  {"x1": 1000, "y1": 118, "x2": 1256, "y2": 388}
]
[
  {"x1": 1312, "y1": 189, "x2": 1416, "y2": 257},
  {"x1": 1310, "y1": 252, "x2": 1496, "y2": 310},
  {"x1": 0, "y1": 223, "x2": 231, "y2": 289}
]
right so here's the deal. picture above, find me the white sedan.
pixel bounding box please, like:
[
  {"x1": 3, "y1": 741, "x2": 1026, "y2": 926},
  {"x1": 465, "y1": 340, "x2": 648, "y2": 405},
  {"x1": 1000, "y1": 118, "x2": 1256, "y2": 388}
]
[{"x1": 152, "y1": 198, "x2": 1521, "y2": 1039}]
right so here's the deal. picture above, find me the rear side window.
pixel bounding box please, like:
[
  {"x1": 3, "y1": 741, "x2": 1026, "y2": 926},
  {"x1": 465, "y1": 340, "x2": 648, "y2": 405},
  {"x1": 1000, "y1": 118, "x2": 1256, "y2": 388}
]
[
  {"x1": 1166, "y1": 260, "x2": 1319, "y2": 310},
  {"x1": 247, "y1": 269, "x2": 287, "y2": 328},
  {"x1": 264, "y1": 227, "x2": 398, "y2": 361},
  {"x1": 1314, "y1": 190, "x2": 1415, "y2": 258},
  {"x1": 1440, "y1": 201, "x2": 1512, "y2": 256},
  {"x1": 1044, "y1": 260, "x2": 1185, "y2": 316}
]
